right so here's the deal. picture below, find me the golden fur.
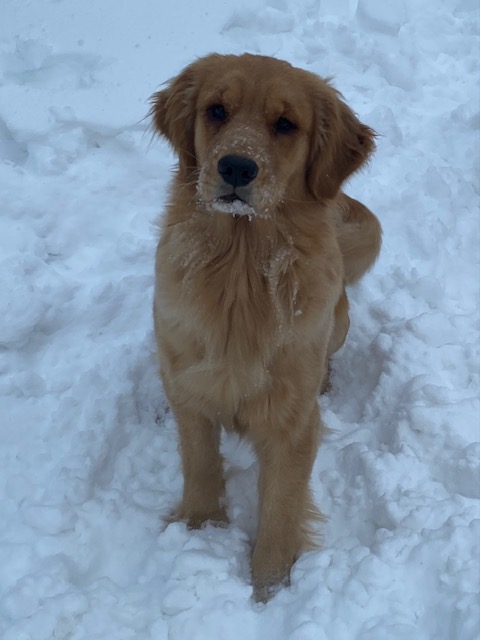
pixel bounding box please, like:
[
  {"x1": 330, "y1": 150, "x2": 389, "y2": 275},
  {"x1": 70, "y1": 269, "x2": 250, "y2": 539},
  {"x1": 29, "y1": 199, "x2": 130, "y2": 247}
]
[{"x1": 150, "y1": 53, "x2": 381, "y2": 601}]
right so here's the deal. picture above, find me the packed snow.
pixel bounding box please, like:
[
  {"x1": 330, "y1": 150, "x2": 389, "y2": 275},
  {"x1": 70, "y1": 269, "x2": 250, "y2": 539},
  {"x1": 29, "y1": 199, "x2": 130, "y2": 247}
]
[{"x1": 1, "y1": 1, "x2": 479, "y2": 639}]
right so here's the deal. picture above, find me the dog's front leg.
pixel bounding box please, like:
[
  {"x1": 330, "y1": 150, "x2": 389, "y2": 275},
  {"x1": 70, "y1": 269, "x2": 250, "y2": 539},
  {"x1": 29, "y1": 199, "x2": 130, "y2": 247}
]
[
  {"x1": 250, "y1": 404, "x2": 321, "y2": 602},
  {"x1": 171, "y1": 404, "x2": 227, "y2": 529}
]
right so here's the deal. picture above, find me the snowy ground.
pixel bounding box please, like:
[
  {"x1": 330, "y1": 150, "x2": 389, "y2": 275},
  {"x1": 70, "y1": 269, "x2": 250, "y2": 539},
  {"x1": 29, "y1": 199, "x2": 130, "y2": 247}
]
[{"x1": 1, "y1": 1, "x2": 479, "y2": 638}]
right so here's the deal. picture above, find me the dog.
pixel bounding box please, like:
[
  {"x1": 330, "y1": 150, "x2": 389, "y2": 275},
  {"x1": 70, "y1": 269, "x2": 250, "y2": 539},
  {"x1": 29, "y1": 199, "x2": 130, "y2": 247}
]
[{"x1": 150, "y1": 53, "x2": 381, "y2": 601}]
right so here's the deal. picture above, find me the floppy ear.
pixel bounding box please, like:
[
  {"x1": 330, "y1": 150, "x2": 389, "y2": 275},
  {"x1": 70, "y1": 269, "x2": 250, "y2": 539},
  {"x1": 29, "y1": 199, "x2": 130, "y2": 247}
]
[
  {"x1": 308, "y1": 84, "x2": 376, "y2": 200},
  {"x1": 150, "y1": 62, "x2": 199, "y2": 173}
]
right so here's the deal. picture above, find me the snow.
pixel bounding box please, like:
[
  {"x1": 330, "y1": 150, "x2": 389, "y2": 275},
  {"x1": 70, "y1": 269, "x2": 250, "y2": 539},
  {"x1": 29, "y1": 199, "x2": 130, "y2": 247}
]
[
  {"x1": 1, "y1": 0, "x2": 479, "y2": 638},
  {"x1": 210, "y1": 197, "x2": 257, "y2": 218}
]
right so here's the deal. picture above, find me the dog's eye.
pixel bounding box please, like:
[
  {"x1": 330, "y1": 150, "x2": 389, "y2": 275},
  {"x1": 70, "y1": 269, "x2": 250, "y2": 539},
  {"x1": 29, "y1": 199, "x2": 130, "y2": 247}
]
[
  {"x1": 275, "y1": 117, "x2": 297, "y2": 134},
  {"x1": 207, "y1": 104, "x2": 228, "y2": 122}
]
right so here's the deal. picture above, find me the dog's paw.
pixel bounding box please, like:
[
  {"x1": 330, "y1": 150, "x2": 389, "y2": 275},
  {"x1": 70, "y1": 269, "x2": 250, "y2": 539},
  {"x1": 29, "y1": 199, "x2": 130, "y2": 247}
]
[
  {"x1": 185, "y1": 508, "x2": 229, "y2": 530},
  {"x1": 167, "y1": 504, "x2": 229, "y2": 530},
  {"x1": 252, "y1": 572, "x2": 290, "y2": 603},
  {"x1": 251, "y1": 548, "x2": 291, "y2": 603}
]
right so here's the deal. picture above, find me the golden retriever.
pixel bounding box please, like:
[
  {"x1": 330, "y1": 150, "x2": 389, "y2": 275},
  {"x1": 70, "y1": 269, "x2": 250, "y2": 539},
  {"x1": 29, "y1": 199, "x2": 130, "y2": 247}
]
[{"x1": 150, "y1": 53, "x2": 381, "y2": 601}]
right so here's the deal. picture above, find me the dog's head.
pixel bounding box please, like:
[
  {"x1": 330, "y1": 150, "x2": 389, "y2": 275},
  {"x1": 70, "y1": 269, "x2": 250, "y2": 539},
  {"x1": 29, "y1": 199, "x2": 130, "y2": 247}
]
[{"x1": 151, "y1": 54, "x2": 375, "y2": 215}]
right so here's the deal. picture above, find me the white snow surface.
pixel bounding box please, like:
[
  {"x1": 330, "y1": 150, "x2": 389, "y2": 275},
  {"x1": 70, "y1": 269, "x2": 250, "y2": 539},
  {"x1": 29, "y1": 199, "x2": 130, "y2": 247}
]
[{"x1": 1, "y1": 1, "x2": 479, "y2": 639}]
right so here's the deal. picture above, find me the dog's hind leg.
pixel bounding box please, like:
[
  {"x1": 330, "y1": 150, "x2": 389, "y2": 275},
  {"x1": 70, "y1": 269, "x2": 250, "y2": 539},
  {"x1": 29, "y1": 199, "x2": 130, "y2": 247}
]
[{"x1": 321, "y1": 289, "x2": 350, "y2": 393}]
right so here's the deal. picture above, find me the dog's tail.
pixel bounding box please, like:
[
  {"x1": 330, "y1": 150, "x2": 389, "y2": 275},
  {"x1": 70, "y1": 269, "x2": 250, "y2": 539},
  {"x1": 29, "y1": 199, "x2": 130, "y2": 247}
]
[{"x1": 334, "y1": 193, "x2": 382, "y2": 285}]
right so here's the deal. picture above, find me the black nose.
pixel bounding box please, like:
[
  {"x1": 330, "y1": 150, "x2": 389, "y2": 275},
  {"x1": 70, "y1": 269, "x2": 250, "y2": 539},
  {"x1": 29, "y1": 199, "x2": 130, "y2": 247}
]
[{"x1": 217, "y1": 155, "x2": 258, "y2": 188}]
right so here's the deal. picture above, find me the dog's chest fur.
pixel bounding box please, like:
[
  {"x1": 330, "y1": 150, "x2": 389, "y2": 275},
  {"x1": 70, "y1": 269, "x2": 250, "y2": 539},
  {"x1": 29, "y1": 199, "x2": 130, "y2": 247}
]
[{"x1": 156, "y1": 215, "x2": 314, "y2": 417}]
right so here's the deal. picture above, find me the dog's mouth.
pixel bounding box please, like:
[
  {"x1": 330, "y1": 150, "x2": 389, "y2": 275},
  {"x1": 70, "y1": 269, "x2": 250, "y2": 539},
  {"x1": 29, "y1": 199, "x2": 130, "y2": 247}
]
[
  {"x1": 219, "y1": 193, "x2": 242, "y2": 204},
  {"x1": 211, "y1": 193, "x2": 255, "y2": 218}
]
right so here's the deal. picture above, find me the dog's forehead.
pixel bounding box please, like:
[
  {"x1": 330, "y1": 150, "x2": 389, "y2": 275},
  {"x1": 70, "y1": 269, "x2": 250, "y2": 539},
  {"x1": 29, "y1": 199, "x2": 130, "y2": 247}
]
[{"x1": 198, "y1": 55, "x2": 311, "y2": 115}]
